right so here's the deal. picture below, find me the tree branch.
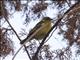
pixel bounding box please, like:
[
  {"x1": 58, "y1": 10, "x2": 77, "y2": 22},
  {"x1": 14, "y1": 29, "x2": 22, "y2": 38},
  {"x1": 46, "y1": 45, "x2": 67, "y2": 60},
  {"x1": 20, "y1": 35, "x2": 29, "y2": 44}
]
[
  {"x1": 12, "y1": 21, "x2": 50, "y2": 60},
  {"x1": 1, "y1": 1, "x2": 31, "y2": 60},
  {"x1": 32, "y1": 2, "x2": 80, "y2": 60}
]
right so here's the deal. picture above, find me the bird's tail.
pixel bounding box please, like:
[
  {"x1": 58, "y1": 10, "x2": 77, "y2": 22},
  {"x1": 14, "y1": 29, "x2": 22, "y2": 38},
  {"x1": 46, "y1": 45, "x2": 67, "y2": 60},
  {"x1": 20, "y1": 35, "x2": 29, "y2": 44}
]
[{"x1": 20, "y1": 37, "x2": 28, "y2": 44}]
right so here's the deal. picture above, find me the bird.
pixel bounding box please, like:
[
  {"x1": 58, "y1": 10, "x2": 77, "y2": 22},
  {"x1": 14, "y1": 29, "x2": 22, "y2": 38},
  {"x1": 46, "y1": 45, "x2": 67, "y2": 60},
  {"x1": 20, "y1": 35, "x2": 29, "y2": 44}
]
[{"x1": 20, "y1": 17, "x2": 52, "y2": 44}]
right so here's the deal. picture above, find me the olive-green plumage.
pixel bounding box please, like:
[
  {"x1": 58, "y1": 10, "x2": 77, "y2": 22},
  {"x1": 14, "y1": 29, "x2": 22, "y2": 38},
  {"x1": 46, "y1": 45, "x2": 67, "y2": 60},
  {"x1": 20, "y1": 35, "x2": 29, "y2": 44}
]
[{"x1": 20, "y1": 17, "x2": 52, "y2": 44}]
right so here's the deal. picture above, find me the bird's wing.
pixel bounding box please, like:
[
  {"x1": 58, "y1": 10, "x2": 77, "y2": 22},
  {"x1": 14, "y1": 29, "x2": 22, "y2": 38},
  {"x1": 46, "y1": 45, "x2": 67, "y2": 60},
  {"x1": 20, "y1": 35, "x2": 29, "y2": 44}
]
[
  {"x1": 20, "y1": 20, "x2": 44, "y2": 44},
  {"x1": 27, "y1": 21, "x2": 43, "y2": 37}
]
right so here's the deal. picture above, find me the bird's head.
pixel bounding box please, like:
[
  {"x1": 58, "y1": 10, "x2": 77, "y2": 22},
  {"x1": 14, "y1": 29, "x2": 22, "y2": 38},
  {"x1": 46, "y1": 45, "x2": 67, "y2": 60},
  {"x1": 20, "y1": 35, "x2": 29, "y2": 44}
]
[{"x1": 42, "y1": 17, "x2": 53, "y2": 23}]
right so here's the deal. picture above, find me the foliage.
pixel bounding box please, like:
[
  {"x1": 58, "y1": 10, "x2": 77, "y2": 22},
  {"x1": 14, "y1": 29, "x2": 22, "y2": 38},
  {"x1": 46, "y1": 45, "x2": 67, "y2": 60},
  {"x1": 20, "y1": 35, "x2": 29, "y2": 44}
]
[{"x1": 0, "y1": 28, "x2": 14, "y2": 58}]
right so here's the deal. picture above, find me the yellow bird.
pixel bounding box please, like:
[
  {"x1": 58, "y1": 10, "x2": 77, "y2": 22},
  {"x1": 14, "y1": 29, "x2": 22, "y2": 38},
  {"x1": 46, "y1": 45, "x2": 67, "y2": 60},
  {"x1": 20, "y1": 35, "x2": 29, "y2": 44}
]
[{"x1": 20, "y1": 17, "x2": 52, "y2": 44}]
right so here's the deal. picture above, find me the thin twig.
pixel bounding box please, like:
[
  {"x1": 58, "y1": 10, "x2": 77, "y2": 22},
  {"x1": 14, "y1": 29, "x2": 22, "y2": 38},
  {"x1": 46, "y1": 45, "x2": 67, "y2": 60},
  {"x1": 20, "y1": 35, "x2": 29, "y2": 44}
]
[
  {"x1": 1, "y1": 1, "x2": 31, "y2": 60},
  {"x1": 44, "y1": 27, "x2": 57, "y2": 43},
  {"x1": 12, "y1": 22, "x2": 49, "y2": 60}
]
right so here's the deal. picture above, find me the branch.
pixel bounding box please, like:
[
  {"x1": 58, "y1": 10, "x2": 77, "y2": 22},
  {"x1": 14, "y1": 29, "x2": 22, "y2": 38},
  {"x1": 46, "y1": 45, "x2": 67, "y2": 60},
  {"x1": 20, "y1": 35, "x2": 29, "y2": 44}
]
[
  {"x1": 1, "y1": 1, "x2": 31, "y2": 60},
  {"x1": 32, "y1": 2, "x2": 80, "y2": 60},
  {"x1": 12, "y1": 21, "x2": 50, "y2": 60}
]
